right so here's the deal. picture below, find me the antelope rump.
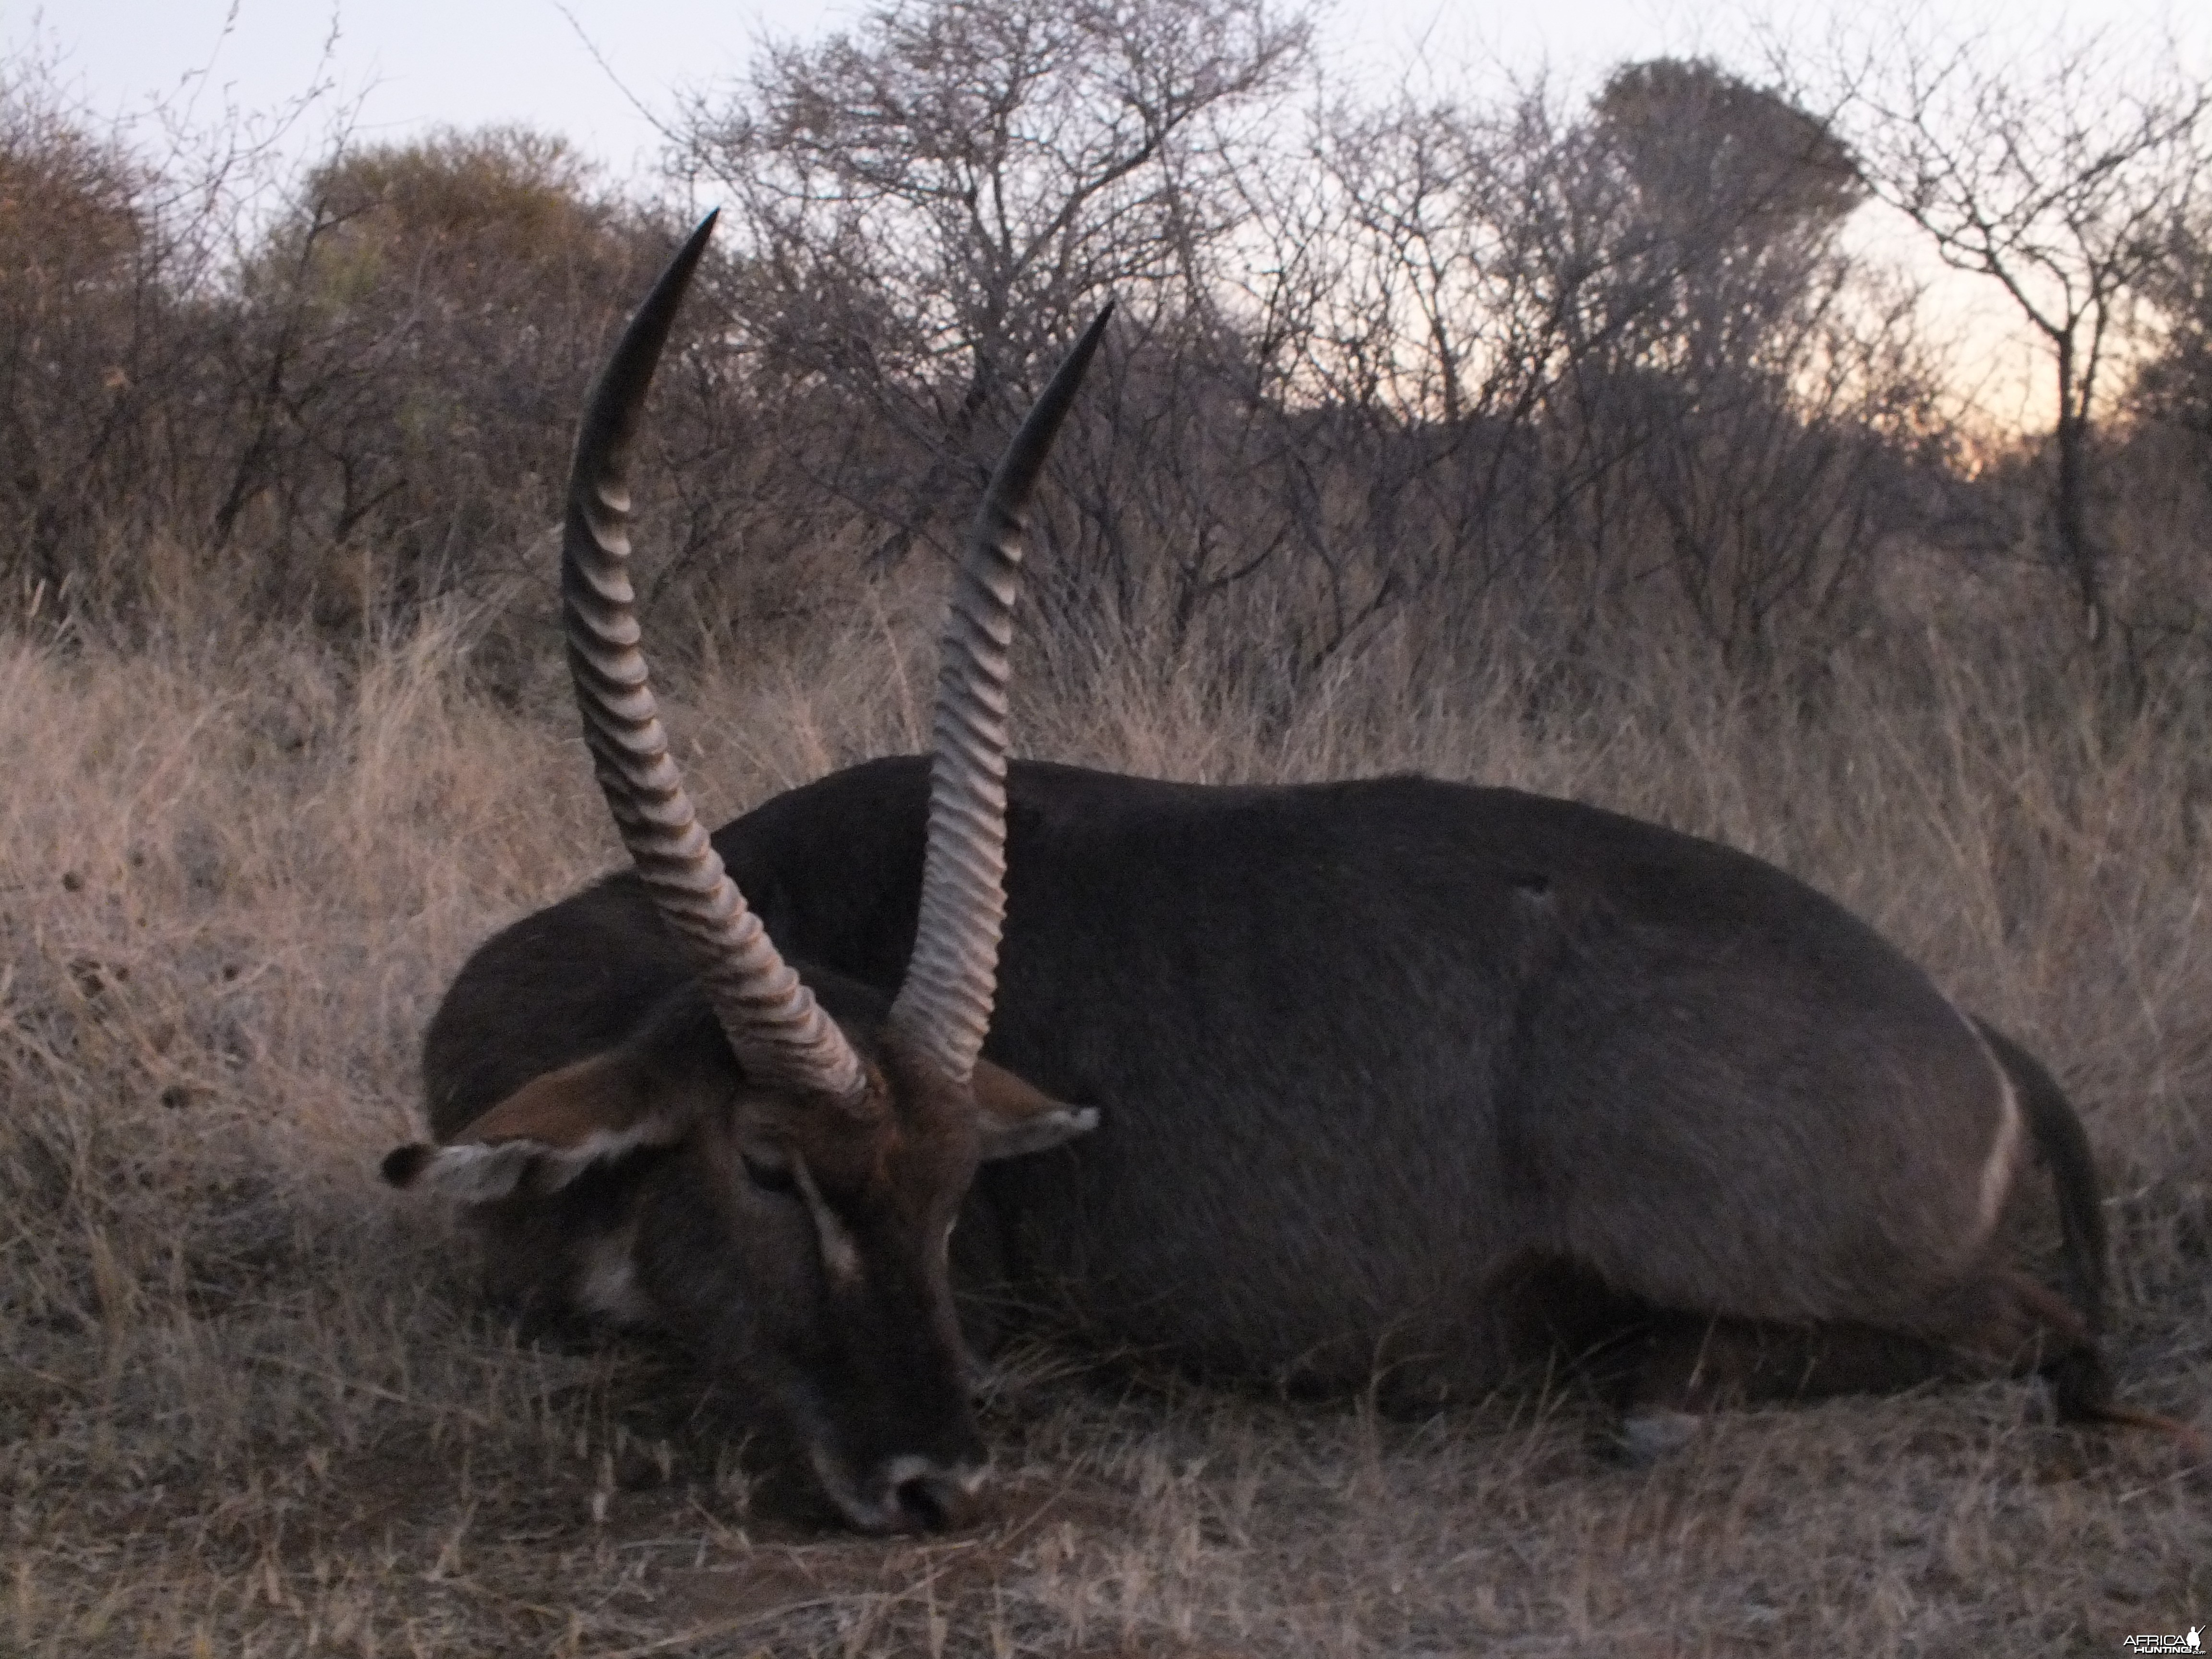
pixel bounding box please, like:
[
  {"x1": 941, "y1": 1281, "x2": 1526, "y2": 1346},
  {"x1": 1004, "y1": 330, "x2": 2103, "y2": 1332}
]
[{"x1": 384, "y1": 214, "x2": 2183, "y2": 1534}]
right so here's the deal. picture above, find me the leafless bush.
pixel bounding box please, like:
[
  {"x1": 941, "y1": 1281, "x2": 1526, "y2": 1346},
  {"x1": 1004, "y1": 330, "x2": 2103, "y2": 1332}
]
[
  {"x1": 1775, "y1": 22, "x2": 2212, "y2": 640},
  {"x1": 0, "y1": 68, "x2": 183, "y2": 614},
  {"x1": 3, "y1": 4, "x2": 2209, "y2": 697},
  {"x1": 197, "y1": 129, "x2": 664, "y2": 625}
]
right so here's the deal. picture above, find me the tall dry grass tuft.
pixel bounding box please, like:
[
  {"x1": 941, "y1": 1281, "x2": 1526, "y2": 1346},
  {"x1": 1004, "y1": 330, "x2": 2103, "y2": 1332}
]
[{"x1": 4, "y1": 591, "x2": 2207, "y2": 1654}]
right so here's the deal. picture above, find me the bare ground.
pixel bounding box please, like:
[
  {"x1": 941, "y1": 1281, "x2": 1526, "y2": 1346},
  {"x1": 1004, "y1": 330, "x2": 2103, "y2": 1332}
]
[{"x1": 5, "y1": 606, "x2": 2208, "y2": 1656}]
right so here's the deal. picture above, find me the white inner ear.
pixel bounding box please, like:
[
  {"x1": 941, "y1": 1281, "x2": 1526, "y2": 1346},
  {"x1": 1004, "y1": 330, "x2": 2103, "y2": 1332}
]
[
  {"x1": 977, "y1": 1103, "x2": 1099, "y2": 1162},
  {"x1": 403, "y1": 1140, "x2": 546, "y2": 1202},
  {"x1": 406, "y1": 1119, "x2": 674, "y2": 1202}
]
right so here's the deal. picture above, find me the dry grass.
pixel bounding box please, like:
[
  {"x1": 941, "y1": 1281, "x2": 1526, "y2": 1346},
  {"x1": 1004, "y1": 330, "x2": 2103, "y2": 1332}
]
[{"x1": 4, "y1": 593, "x2": 2209, "y2": 1656}]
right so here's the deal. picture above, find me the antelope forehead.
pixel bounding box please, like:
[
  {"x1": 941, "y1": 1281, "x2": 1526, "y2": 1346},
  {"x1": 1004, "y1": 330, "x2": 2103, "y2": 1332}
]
[
  {"x1": 793, "y1": 1109, "x2": 973, "y2": 1190},
  {"x1": 778, "y1": 1119, "x2": 898, "y2": 1192}
]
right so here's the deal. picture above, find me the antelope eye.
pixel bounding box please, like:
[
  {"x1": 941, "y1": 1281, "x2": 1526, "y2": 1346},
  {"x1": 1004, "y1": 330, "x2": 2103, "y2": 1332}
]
[{"x1": 740, "y1": 1152, "x2": 798, "y2": 1196}]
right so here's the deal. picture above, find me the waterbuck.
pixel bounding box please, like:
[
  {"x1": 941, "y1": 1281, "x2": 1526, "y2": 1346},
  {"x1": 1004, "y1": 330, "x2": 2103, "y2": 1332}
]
[{"x1": 386, "y1": 216, "x2": 2186, "y2": 1533}]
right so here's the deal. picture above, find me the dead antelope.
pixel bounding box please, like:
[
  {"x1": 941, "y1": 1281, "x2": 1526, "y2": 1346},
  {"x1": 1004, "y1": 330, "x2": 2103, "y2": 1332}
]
[{"x1": 386, "y1": 215, "x2": 2190, "y2": 1533}]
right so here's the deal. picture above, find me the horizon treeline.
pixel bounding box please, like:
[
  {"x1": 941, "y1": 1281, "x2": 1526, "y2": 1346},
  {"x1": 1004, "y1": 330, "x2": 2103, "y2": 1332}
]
[{"x1": 6, "y1": 0, "x2": 2212, "y2": 699}]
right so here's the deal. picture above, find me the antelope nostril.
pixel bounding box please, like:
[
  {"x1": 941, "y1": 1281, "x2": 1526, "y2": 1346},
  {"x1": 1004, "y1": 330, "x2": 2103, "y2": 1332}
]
[
  {"x1": 896, "y1": 1473, "x2": 952, "y2": 1530},
  {"x1": 891, "y1": 1465, "x2": 987, "y2": 1532}
]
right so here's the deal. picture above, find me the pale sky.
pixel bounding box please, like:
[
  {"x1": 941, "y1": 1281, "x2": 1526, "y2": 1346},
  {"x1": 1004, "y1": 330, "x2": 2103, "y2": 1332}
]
[{"x1": 12, "y1": 0, "x2": 2205, "y2": 183}]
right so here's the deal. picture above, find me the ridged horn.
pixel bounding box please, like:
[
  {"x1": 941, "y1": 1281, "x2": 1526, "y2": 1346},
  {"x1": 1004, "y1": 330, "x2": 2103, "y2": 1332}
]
[
  {"x1": 563, "y1": 212, "x2": 866, "y2": 1106},
  {"x1": 888, "y1": 307, "x2": 1113, "y2": 1086}
]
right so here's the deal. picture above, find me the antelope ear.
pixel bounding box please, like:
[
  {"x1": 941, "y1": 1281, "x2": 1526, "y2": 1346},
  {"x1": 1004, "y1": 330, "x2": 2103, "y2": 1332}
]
[
  {"x1": 383, "y1": 1048, "x2": 695, "y2": 1202},
  {"x1": 972, "y1": 1057, "x2": 1098, "y2": 1162}
]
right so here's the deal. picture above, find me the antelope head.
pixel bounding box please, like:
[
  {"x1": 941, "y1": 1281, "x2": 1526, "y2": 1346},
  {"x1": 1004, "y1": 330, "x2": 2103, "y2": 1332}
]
[{"x1": 385, "y1": 214, "x2": 1107, "y2": 1531}]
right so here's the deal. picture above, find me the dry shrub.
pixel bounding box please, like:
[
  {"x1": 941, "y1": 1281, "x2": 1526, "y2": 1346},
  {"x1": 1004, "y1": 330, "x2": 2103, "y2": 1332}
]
[{"x1": 3, "y1": 586, "x2": 2207, "y2": 1655}]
